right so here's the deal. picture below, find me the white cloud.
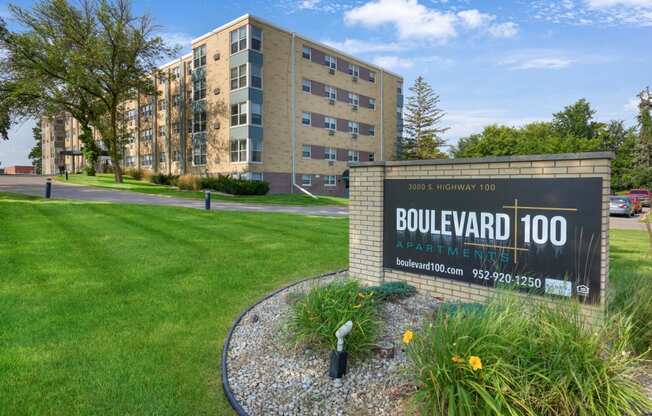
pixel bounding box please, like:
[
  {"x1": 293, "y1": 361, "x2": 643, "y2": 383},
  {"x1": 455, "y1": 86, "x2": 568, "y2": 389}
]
[
  {"x1": 499, "y1": 50, "x2": 576, "y2": 70},
  {"x1": 321, "y1": 38, "x2": 403, "y2": 54},
  {"x1": 586, "y1": 0, "x2": 652, "y2": 8},
  {"x1": 624, "y1": 96, "x2": 640, "y2": 112},
  {"x1": 159, "y1": 32, "x2": 194, "y2": 55},
  {"x1": 344, "y1": 0, "x2": 458, "y2": 41},
  {"x1": 373, "y1": 55, "x2": 416, "y2": 69},
  {"x1": 373, "y1": 55, "x2": 454, "y2": 71},
  {"x1": 298, "y1": 0, "x2": 321, "y2": 9},
  {"x1": 488, "y1": 22, "x2": 519, "y2": 38},
  {"x1": 457, "y1": 9, "x2": 495, "y2": 28},
  {"x1": 344, "y1": 0, "x2": 519, "y2": 42},
  {"x1": 442, "y1": 110, "x2": 543, "y2": 143}
]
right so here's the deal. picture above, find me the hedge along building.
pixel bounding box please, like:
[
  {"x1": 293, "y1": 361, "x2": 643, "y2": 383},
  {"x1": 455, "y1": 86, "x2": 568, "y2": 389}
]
[
  {"x1": 41, "y1": 14, "x2": 404, "y2": 196},
  {"x1": 349, "y1": 152, "x2": 613, "y2": 324}
]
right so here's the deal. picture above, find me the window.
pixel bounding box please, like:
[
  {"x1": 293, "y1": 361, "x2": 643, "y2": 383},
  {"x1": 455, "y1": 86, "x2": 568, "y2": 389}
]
[
  {"x1": 348, "y1": 121, "x2": 359, "y2": 134},
  {"x1": 368, "y1": 126, "x2": 375, "y2": 136},
  {"x1": 127, "y1": 133, "x2": 136, "y2": 144},
  {"x1": 348, "y1": 64, "x2": 359, "y2": 77},
  {"x1": 173, "y1": 121, "x2": 180, "y2": 134},
  {"x1": 302, "y1": 45, "x2": 311, "y2": 60},
  {"x1": 324, "y1": 116, "x2": 336, "y2": 130},
  {"x1": 251, "y1": 63, "x2": 262, "y2": 89},
  {"x1": 172, "y1": 150, "x2": 180, "y2": 162},
  {"x1": 324, "y1": 55, "x2": 336, "y2": 69},
  {"x1": 348, "y1": 93, "x2": 359, "y2": 106},
  {"x1": 231, "y1": 102, "x2": 248, "y2": 126},
  {"x1": 231, "y1": 26, "x2": 247, "y2": 54},
  {"x1": 397, "y1": 84, "x2": 403, "y2": 95},
  {"x1": 193, "y1": 77, "x2": 206, "y2": 101},
  {"x1": 171, "y1": 66, "x2": 180, "y2": 80},
  {"x1": 325, "y1": 175, "x2": 336, "y2": 186},
  {"x1": 159, "y1": 152, "x2": 166, "y2": 163},
  {"x1": 193, "y1": 45, "x2": 206, "y2": 68},
  {"x1": 324, "y1": 147, "x2": 336, "y2": 160},
  {"x1": 141, "y1": 104, "x2": 153, "y2": 117},
  {"x1": 141, "y1": 154, "x2": 152, "y2": 166},
  {"x1": 172, "y1": 94, "x2": 181, "y2": 107},
  {"x1": 250, "y1": 138, "x2": 262, "y2": 162},
  {"x1": 158, "y1": 99, "x2": 167, "y2": 110},
  {"x1": 230, "y1": 139, "x2": 247, "y2": 162},
  {"x1": 369, "y1": 71, "x2": 376, "y2": 83},
  {"x1": 301, "y1": 174, "x2": 312, "y2": 187},
  {"x1": 126, "y1": 109, "x2": 136, "y2": 121},
  {"x1": 249, "y1": 172, "x2": 263, "y2": 181},
  {"x1": 302, "y1": 79, "x2": 311, "y2": 93},
  {"x1": 325, "y1": 85, "x2": 336, "y2": 100},
  {"x1": 142, "y1": 129, "x2": 153, "y2": 142},
  {"x1": 193, "y1": 110, "x2": 207, "y2": 133},
  {"x1": 192, "y1": 140, "x2": 206, "y2": 165},
  {"x1": 125, "y1": 156, "x2": 135, "y2": 166},
  {"x1": 369, "y1": 152, "x2": 375, "y2": 162},
  {"x1": 251, "y1": 25, "x2": 262, "y2": 51},
  {"x1": 302, "y1": 144, "x2": 311, "y2": 159},
  {"x1": 230, "y1": 64, "x2": 247, "y2": 90},
  {"x1": 369, "y1": 98, "x2": 376, "y2": 110},
  {"x1": 159, "y1": 126, "x2": 166, "y2": 137},
  {"x1": 302, "y1": 112, "x2": 311, "y2": 126},
  {"x1": 348, "y1": 150, "x2": 360, "y2": 162},
  {"x1": 251, "y1": 103, "x2": 262, "y2": 126}
]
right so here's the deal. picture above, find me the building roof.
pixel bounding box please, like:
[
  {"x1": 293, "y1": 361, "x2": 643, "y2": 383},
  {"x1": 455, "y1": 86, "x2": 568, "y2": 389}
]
[{"x1": 165, "y1": 13, "x2": 403, "y2": 79}]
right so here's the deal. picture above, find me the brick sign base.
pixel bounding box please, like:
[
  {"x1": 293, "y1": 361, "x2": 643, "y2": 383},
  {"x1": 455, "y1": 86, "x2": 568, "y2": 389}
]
[{"x1": 348, "y1": 152, "x2": 612, "y2": 325}]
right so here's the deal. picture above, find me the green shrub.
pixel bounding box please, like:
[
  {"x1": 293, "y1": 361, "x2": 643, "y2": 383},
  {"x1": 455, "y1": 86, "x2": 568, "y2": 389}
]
[
  {"x1": 124, "y1": 167, "x2": 144, "y2": 181},
  {"x1": 609, "y1": 266, "x2": 652, "y2": 355},
  {"x1": 407, "y1": 295, "x2": 651, "y2": 416},
  {"x1": 362, "y1": 281, "x2": 416, "y2": 301},
  {"x1": 176, "y1": 175, "x2": 201, "y2": 191},
  {"x1": 83, "y1": 165, "x2": 96, "y2": 176},
  {"x1": 149, "y1": 173, "x2": 179, "y2": 186},
  {"x1": 200, "y1": 175, "x2": 269, "y2": 195},
  {"x1": 289, "y1": 280, "x2": 379, "y2": 356}
]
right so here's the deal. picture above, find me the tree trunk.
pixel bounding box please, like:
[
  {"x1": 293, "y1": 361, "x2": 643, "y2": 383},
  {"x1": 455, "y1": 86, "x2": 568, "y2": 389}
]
[{"x1": 109, "y1": 105, "x2": 123, "y2": 183}]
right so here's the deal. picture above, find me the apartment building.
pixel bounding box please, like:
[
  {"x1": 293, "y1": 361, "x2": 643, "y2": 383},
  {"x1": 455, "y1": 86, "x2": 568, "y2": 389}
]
[{"x1": 42, "y1": 14, "x2": 404, "y2": 196}]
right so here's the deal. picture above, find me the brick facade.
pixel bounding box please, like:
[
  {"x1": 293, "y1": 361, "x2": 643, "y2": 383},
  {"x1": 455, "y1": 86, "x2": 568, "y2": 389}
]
[{"x1": 349, "y1": 152, "x2": 612, "y2": 324}]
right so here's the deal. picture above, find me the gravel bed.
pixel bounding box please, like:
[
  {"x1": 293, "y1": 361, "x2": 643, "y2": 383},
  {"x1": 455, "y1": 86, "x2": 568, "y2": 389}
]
[
  {"x1": 225, "y1": 272, "x2": 438, "y2": 416},
  {"x1": 225, "y1": 273, "x2": 652, "y2": 415}
]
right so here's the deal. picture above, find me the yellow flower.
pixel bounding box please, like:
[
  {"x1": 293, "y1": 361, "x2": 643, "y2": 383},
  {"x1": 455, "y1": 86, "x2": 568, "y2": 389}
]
[
  {"x1": 402, "y1": 330, "x2": 414, "y2": 345},
  {"x1": 452, "y1": 355, "x2": 463, "y2": 364},
  {"x1": 468, "y1": 356, "x2": 483, "y2": 370}
]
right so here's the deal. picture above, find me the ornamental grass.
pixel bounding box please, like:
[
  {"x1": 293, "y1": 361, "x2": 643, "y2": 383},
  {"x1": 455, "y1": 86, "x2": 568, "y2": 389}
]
[{"x1": 407, "y1": 294, "x2": 651, "y2": 416}]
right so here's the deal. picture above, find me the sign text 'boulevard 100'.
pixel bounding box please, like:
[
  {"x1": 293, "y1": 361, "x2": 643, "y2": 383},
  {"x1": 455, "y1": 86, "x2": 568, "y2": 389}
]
[{"x1": 383, "y1": 178, "x2": 603, "y2": 303}]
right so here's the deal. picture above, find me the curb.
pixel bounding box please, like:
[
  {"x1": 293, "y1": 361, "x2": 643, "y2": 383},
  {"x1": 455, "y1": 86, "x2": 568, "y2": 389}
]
[{"x1": 220, "y1": 269, "x2": 348, "y2": 416}]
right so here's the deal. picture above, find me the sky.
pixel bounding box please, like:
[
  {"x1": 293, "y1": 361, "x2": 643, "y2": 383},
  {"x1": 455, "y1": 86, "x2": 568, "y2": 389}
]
[{"x1": 1, "y1": 0, "x2": 651, "y2": 165}]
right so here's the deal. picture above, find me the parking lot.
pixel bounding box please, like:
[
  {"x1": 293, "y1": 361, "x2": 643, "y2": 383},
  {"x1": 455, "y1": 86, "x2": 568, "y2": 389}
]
[{"x1": 610, "y1": 207, "x2": 649, "y2": 231}]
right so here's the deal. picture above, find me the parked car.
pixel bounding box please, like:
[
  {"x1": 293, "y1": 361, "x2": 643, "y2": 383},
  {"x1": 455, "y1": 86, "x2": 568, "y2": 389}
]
[
  {"x1": 627, "y1": 195, "x2": 643, "y2": 214},
  {"x1": 610, "y1": 196, "x2": 634, "y2": 217},
  {"x1": 628, "y1": 188, "x2": 651, "y2": 207}
]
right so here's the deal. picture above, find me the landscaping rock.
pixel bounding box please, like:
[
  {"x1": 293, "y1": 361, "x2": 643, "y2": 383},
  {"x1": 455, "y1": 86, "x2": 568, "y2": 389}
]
[{"x1": 225, "y1": 272, "x2": 433, "y2": 416}]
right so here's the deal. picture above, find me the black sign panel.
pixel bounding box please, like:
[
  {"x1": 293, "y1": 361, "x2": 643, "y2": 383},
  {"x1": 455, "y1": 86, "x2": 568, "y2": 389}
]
[{"x1": 383, "y1": 178, "x2": 603, "y2": 303}]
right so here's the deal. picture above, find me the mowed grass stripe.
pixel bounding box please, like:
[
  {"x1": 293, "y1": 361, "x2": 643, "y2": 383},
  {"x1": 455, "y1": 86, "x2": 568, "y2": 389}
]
[{"x1": 0, "y1": 195, "x2": 347, "y2": 415}]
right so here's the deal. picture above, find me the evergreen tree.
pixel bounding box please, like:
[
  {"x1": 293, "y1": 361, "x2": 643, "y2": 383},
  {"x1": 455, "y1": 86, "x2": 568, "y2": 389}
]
[
  {"x1": 635, "y1": 87, "x2": 652, "y2": 169},
  {"x1": 400, "y1": 76, "x2": 448, "y2": 159},
  {"x1": 28, "y1": 122, "x2": 43, "y2": 175}
]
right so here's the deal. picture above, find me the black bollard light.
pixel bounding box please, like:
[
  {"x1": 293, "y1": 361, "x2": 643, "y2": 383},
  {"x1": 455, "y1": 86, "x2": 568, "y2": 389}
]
[
  {"x1": 65, "y1": 170, "x2": 69, "y2": 181},
  {"x1": 45, "y1": 178, "x2": 52, "y2": 199},
  {"x1": 204, "y1": 190, "x2": 211, "y2": 211},
  {"x1": 329, "y1": 320, "x2": 353, "y2": 379}
]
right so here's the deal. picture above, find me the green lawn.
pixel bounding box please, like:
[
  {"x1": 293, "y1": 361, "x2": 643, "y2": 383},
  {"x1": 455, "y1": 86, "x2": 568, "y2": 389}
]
[
  {"x1": 55, "y1": 173, "x2": 349, "y2": 206},
  {"x1": 0, "y1": 193, "x2": 348, "y2": 415}
]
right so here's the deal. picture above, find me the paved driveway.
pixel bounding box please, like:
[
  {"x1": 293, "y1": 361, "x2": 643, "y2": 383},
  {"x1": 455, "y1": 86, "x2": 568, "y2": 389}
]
[
  {"x1": 609, "y1": 208, "x2": 650, "y2": 231},
  {"x1": 0, "y1": 175, "x2": 348, "y2": 217}
]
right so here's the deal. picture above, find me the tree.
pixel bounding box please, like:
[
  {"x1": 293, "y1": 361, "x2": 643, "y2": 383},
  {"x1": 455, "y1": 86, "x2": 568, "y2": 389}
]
[
  {"x1": 0, "y1": 0, "x2": 175, "y2": 183},
  {"x1": 0, "y1": 18, "x2": 10, "y2": 140},
  {"x1": 635, "y1": 87, "x2": 652, "y2": 169},
  {"x1": 400, "y1": 76, "x2": 449, "y2": 159},
  {"x1": 29, "y1": 121, "x2": 43, "y2": 174},
  {"x1": 552, "y1": 98, "x2": 602, "y2": 140}
]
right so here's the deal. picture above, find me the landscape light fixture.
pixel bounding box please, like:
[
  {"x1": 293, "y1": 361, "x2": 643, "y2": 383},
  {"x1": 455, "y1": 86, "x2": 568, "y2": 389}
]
[{"x1": 329, "y1": 320, "x2": 352, "y2": 379}]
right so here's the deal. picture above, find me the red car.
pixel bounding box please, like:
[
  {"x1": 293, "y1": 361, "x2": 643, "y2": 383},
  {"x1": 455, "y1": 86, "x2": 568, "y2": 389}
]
[
  {"x1": 627, "y1": 195, "x2": 642, "y2": 214},
  {"x1": 628, "y1": 189, "x2": 650, "y2": 207}
]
